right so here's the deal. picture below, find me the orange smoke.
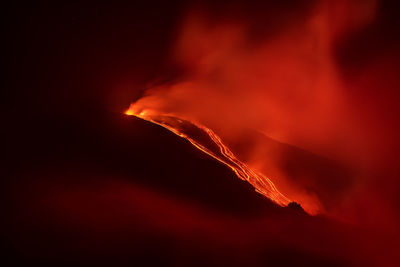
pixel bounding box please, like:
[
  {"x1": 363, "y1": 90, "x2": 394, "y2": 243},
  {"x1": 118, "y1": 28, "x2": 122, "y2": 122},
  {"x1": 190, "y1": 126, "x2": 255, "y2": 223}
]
[{"x1": 124, "y1": 0, "x2": 400, "y2": 218}]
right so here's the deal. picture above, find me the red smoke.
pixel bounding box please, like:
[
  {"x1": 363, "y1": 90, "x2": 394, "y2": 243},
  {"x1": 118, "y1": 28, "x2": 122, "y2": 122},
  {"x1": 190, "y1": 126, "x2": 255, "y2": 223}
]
[{"x1": 128, "y1": 0, "x2": 400, "y2": 227}]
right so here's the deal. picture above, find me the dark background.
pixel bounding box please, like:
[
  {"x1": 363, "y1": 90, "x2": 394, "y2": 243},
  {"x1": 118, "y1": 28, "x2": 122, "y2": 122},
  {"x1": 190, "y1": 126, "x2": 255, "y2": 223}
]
[{"x1": 4, "y1": 0, "x2": 400, "y2": 266}]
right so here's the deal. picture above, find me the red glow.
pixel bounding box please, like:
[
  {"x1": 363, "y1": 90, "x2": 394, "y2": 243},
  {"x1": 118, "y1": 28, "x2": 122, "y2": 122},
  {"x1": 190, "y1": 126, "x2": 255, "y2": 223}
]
[
  {"x1": 7, "y1": 0, "x2": 400, "y2": 265},
  {"x1": 125, "y1": 0, "x2": 400, "y2": 225},
  {"x1": 125, "y1": 0, "x2": 378, "y2": 214}
]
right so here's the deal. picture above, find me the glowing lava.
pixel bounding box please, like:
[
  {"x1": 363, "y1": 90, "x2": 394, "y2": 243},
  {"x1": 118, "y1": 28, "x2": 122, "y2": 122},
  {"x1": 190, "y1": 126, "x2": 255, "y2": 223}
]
[{"x1": 125, "y1": 105, "x2": 291, "y2": 207}]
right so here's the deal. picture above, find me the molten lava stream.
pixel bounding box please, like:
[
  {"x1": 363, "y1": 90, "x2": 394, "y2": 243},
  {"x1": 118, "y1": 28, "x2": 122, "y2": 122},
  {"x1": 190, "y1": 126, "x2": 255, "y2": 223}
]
[{"x1": 125, "y1": 107, "x2": 292, "y2": 208}]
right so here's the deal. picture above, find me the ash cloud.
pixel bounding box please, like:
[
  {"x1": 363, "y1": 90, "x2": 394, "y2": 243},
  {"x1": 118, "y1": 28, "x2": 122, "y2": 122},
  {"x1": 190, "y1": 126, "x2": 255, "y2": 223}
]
[{"x1": 130, "y1": 0, "x2": 400, "y2": 223}]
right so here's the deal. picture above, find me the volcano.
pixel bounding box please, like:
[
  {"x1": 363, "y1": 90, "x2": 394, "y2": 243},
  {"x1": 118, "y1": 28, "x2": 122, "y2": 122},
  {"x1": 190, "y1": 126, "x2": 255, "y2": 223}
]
[
  {"x1": 5, "y1": 0, "x2": 400, "y2": 266},
  {"x1": 4, "y1": 109, "x2": 398, "y2": 266}
]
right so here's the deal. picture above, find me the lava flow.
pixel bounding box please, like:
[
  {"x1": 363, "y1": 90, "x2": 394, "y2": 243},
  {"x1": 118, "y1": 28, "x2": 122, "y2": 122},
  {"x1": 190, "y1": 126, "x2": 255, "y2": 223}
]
[{"x1": 125, "y1": 106, "x2": 292, "y2": 208}]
